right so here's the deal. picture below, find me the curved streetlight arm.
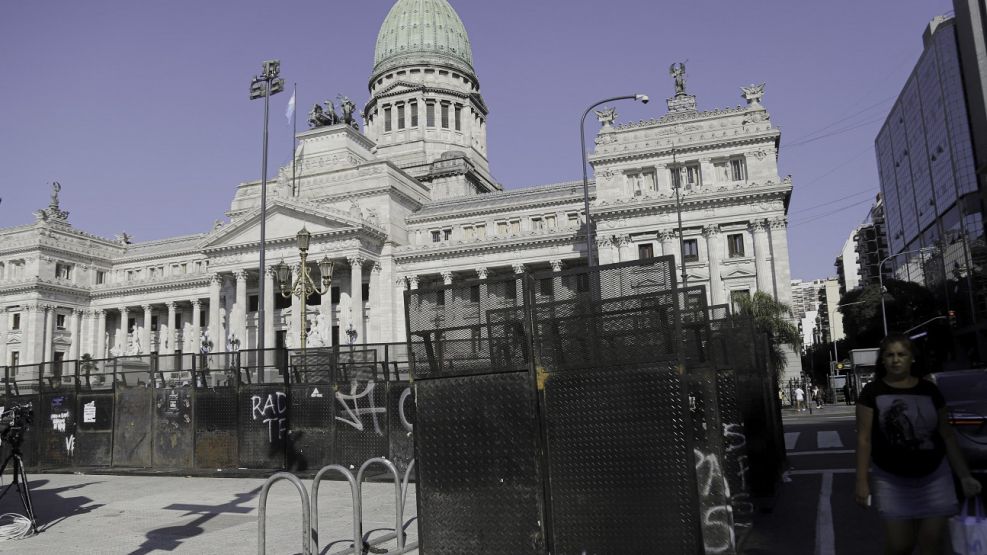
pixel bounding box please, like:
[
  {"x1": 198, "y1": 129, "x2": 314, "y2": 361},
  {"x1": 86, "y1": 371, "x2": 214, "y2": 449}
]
[{"x1": 580, "y1": 94, "x2": 649, "y2": 266}]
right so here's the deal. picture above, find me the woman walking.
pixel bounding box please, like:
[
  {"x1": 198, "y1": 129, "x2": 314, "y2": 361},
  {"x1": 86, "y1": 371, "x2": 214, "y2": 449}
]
[{"x1": 854, "y1": 333, "x2": 982, "y2": 554}]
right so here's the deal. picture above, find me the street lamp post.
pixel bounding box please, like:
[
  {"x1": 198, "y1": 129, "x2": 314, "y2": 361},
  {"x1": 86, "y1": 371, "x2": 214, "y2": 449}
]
[
  {"x1": 580, "y1": 94, "x2": 649, "y2": 266},
  {"x1": 274, "y1": 228, "x2": 334, "y2": 360},
  {"x1": 250, "y1": 60, "x2": 285, "y2": 364},
  {"x1": 878, "y1": 247, "x2": 934, "y2": 336}
]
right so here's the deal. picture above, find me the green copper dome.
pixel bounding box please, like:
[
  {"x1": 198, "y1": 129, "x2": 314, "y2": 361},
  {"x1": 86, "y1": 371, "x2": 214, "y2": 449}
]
[{"x1": 373, "y1": 0, "x2": 475, "y2": 79}]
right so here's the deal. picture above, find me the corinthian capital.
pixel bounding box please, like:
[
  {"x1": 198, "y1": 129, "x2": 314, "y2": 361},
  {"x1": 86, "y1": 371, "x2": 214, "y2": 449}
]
[
  {"x1": 658, "y1": 229, "x2": 677, "y2": 242},
  {"x1": 748, "y1": 219, "x2": 768, "y2": 233},
  {"x1": 768, "y1": 217, "x2": 788, "y2": 230},
  {"x1": 347, "y1": 256, "x2": 365, "y2": 268},
  {"x1": 702, "y1": 224, "x2": 720, "y2": 237}
]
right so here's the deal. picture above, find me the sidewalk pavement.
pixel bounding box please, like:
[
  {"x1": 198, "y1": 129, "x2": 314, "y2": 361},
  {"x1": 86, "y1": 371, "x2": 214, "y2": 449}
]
[{"x1": 0, "y1": 472, "x2": 417, "y2": 554}]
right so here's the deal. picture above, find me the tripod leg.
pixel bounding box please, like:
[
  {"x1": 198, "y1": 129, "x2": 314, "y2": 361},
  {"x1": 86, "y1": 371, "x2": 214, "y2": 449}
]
[
  {"x1": 13, "y1": 455, "x2": 38, "y2": 534},
  {"x1": 0, "y1": 451, "x2": 15, "y2": 504}
]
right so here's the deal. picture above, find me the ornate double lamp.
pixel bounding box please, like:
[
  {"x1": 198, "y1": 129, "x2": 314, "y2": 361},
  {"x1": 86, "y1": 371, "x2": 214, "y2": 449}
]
[{"x1": 274, "y1": 227, "x2": 334, "y2": 353}]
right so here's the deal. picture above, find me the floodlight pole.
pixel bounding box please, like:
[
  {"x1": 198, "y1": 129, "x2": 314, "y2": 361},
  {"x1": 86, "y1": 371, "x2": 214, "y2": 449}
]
[
  {"x1": 580, "y1": 94, "x2": 649, "y2": 266},
  {"x1": 878, "y1": 247, "x2": 933, "y2": 336},
  {"x1": 250, "y1": 60, "x2": 284, "y2": 375}
]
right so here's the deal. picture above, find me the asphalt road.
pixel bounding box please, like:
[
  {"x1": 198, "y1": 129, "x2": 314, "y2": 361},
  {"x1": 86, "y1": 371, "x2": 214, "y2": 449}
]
[{"x1": 742, "y1": 404, "x2": 885, "y2": 555}]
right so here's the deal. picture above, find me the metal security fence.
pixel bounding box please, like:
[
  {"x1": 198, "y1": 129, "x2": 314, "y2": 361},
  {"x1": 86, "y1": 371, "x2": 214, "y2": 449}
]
[
  {"x1": 0, "y1": 345, "x2": 415, "y2": 474},
  {"x1": 406, "y1": 256, "x2": 782, "y2": 555}
]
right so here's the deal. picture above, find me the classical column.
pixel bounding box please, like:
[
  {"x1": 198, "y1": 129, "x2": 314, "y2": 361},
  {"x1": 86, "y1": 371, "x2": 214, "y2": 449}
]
[
  {"x1": 441, "y1": 271, "x2": 453, "y2": 285},
  {"x1": 319, "y1": 262, "x2": 334, "y2": 347},
  {"x1": 595, "y1": 236, "x2": 615, "y2": 265},
  {"x1": 512, "y1": 262, "x2": 525, "y2": 304},
  {"x1": 768, "y1": 217, "x2": 792, "y2": 305},
  {"x1": 119, "y1": 306, "x2": 129, "y2": 354},
  {"x1": 369, "y1": 262, "x2": 382, "y2": 343},
  {"x1": 750, "y1": 220, "x2": 773, "y2": 294},
  {"x1": 703, "y1": 224, "x2": 724, "y2": 306},
  {"x1": 0, "y1": 307, "x2": 8, "y2": 366},
  {"x1": 234, "y1": 269, "x2": 248, "y2": 347},
  {"x1": 208, "y1": 273, "x2": 223, "y2": 348},
  {"x1": 141, "y1": 304, "x2": 153, "y2": 354},
  {"x1": 43, "y1": 305, "x2": 56, "y2": 363},
  {"x1": 191, "y1": 299, "x2": 203, "y2": 352},
  {"x1": 95, "y1": 309, "x2": 106, "y2": 359},
  {"x1": 69, "y1": 309, "x2": 82, "y2": 360},
  {"x1": 550, "y1": 259, "x2": 564, "y2": 300},
  {"x1": 393, "y1": 276, "x2": 409, "y2": 343},
  {"x1": 22, "y1": 305, "x2": 39, "y2": 365},
  {"x1": 349, "y1": 256, "x2": 365, "y2": 344},
  {"x1": 264, "y1": 266, "x2": 276, "y2": 351},
  {"x1": 166, "y1": 302, "x2": 177, "y2": 353},
  {"x1": 615, "y1": 235, "x2": 633, "y2": 263}
]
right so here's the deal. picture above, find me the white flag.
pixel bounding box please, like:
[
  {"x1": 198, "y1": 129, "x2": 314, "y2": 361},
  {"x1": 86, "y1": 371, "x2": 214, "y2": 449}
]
[{"x1": 285, "y1": 89, "x2": 296, "y2": 124}]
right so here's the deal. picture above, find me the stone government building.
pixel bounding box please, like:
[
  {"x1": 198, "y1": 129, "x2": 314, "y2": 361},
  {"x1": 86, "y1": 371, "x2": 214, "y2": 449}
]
[{"x1": 0, "y1": 0, "x2": 798, "y2": 380}]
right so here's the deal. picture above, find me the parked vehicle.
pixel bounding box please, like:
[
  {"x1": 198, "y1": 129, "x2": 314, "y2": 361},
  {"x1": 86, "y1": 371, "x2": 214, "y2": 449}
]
[{"x1": 929, "y1": 369, "x2": 987, "y2": 470}]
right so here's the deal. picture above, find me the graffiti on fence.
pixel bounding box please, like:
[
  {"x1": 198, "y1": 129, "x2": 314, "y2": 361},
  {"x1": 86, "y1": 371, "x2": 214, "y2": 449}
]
[
  {"x1": 335, "y1": 382, "x2": 385, "y2": 435},
  {"x1": 398, "y1": 387, "x2": 413, "y2": 433},
  {"x1": 65, "y1": 434, "x2": 75, "y2": 456},
  {"x1": 51, "y1": 410, "x2": 70, "y2": 433},
  {"x1": 723, "y1": 422, "x2": 754, "y2": 519},
  {"x1": 251, "y1": 392, "x2": 287, "y2": 442},
  {"x1": 694, "y1": 448, "x2": 736, "y2": 554}
]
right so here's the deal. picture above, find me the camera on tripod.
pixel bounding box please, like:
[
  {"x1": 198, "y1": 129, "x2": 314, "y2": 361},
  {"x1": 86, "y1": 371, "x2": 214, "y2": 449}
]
[{"x1": 0, "y1": 402, "x2": 34, "y2": 446}]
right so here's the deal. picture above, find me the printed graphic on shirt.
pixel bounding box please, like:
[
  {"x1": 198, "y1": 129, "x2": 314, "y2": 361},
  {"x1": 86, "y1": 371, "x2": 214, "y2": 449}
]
[{"x1": 876, "y1": 394, "x2": 937, "y2": 451}]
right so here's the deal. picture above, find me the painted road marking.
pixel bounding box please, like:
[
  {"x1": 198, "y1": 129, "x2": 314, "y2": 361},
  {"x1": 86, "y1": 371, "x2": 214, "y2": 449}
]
[
  {"x1": 787, "y1": 449, "x2": 854, "y2": 456},
  {"x1": 784, "y1": 432, "x2": 800, "y2": 450},
  {"x1": 816, "y1": 431, "x2": 843, "y2": 449},
  {"x1": 815, "y1": 471, "x2": 835, "y2": 555}
]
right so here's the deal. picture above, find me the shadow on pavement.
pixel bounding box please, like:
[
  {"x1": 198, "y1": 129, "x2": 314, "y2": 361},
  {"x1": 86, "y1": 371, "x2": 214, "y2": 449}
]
[
  {"x1": 0, "y1": 479, "x2": 105, "y2": 531},
  {"x1": 129, "y1": 486, "x2": 261, "y2": 555}
]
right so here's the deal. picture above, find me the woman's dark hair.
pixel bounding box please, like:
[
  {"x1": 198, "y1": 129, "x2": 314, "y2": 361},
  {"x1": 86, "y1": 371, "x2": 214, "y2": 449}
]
[{"x1": 875, "y1": 333, "x2": 916, "y2": 379}]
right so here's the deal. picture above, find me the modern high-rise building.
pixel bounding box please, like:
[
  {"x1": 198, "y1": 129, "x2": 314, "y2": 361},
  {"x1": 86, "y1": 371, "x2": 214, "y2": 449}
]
[
  {"x1": 835, "y1": 228, "x2": 861, "y2": 295},
  {"x1": 875, "y1": 13, "x2": 987, "y2": 359},
  {"x1": 854, "y1": 194, "x2": 890, "y2": 288}
]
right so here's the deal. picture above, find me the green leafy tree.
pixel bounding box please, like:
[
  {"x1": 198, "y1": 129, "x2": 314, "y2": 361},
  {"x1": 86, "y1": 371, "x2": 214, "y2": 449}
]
[{"x1": 732, "y1": 291, "x2": 802, "y2": 373}]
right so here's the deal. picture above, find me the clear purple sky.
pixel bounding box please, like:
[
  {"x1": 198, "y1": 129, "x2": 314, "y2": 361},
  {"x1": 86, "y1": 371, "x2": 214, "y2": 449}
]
[{"x1": 0, "y1": 0, "x2": 953, "y2": 281}]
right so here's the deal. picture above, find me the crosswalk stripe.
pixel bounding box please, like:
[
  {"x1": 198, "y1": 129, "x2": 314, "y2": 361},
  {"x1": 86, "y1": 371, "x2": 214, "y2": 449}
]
[
  {"x1": 784, "y1": 432, "x2": 800, "y2": 450},
  {"x1": 817, "y1": 431, "x2": 843, "y2": 449}
]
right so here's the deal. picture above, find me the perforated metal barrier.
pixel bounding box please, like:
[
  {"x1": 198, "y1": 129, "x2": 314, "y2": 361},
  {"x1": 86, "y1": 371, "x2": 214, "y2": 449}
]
[{"x1": 406, "y1": 256, "x2": 783, "y2": 554}]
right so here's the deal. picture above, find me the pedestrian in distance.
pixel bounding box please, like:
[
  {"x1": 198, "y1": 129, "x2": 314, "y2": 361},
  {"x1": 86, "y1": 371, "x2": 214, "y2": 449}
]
[
  {"x1": 843, "y1": 382, "x2": 852, "y2": 405},
  {"x1": 794, "y1": 385, "x2": 805, "y2": 412},
  {"x1": 812, "y1": 384, "x2": 824, "y2": 409},
  {"x1": 854, "y1": 333, "x2": 982, "y2": 555}
]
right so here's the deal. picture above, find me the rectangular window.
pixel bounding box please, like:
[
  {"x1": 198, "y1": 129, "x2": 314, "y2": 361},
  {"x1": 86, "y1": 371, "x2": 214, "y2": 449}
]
[
  {"x1": 437, "y1": 289, "x2": 445, "y2": 306},
  {"x1": 568, "y1": 213, "x2": 580, "y2": 226},
  {"x1": 730, "y1": 158, "x2": 746, "y2": 181},
  {"x1": 454, "y1": 105, "x2": 462, "y2": 131},
  {"x1": 426, "y1": 102, "x2": 435, "y2": 127},
  {"x1": 531, "y1": 217, "x2": 544, "y2": 231},
  {"x1": 470, "y1": 284, "x2": 480, "y2": 303},
  {"x1": 576, "y1": 273, "x2": 590, "y2": 293},
  {"x1": 151, "y1": 315, "x2": 159, "y2": 332},
  {"x1": 443, "y1": 228, "x2": 452, "y2": 241},
  {"x1": 199, "y1": 311, "x2": 206, "y2": 327},
  {"x1": 127, "y1": 270, "x2": 134, "y2": 282},
  {"x1": 496, "y1": 221, "x2": 508, "y2": 235},
  {"x1": 431, "y1": 230, "x2": 441, "y2": 243},
  {"x1": 12, "y1": 313, "x2": 21, "y2": 330},
  {"x1": 686, "y1": 163, "x2": 701, "y2": 187},
  {"x1": 638, "y1": 243, "x2": 654, "y2": 259},
  {"x1": 683, "y1": 239, "x2": 699, "y2": 262},
  {"x1": 56, "y1": 314, "x2": 66, "y2": 330},
  {"x1": 128, "y1": 318, "x2": 136, "y2": 333},
  {"x1": 545, "y1": 215, "x2": 556, "y2": 230},
  {"x1": 397, "y1": 104, "x2": 405, "y2": 129},
  {"x1": 475, "y1": 224, "x2": 486, "y2": 239},
  {"x1": 731, "y1": 289, "x2": 750, "y2": 313},
  {"x1": 331, "y1": 286, "x2": 340, "y2": 304},
  {"x1": 275, "y1": 294, "x2": 292, "y2": 309},
  {"x1": 10, "y1": 351, "x2": 18, "y2": 367},
  {"x1": 539, "y1": 277, "x2": 554, "y2": 296},
  {"x1": 55, "y1": 262, "x2": 72, "y2": 280},
  {"x1": 670, "y1": 167, "x2": 682, "y2": 189},
  {"x1": 727, "y1": 233, "x2": 745, "y2": 257},
  {"x1": 249, "y1": 295, "x2": 259, "y2": 312},
  {"x1": 96, "y1": 270, "x2": 106, "y2": 285},
  {"x1": 464, "y1": 226, "x2": 475, "y2": 241},
  {"x1": 410, "y1": 101, "x2": 418, "y2": 127},
  {"x1": 384, "y1": 106, "x2": 392, "y2": 132},
  {"x1": 174, "y1": 313, "x2": 182, "y2": 329},
  {"x1": 180, "y1": 263, "x2": 187, "y2": 274},
  {"x1": 510, "y1": 219, "x2": 521, "y2": 234},
  {"x1": 441, "y1": 103, "x2": 450, "y2": 128},
  {"x1": 362, "y1": 282, "x2": 370, "y2": 300}
]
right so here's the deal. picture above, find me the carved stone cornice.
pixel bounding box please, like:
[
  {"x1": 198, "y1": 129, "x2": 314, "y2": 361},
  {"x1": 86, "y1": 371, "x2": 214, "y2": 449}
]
[
  {"x1": 209, "y1": 273, "x2": 223, "y2": 287},
  {"x1": 393, "y1": 233, "x2": 580, "y2": 264}
]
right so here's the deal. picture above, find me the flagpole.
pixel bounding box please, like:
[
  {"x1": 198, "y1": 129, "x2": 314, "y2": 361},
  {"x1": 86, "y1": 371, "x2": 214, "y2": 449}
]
[{"x1": 292, "y1": 83, "x2": 297, "y2": 196}]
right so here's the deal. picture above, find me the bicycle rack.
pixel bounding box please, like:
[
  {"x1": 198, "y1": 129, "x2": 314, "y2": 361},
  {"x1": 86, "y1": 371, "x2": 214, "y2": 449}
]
[
  {"x1": 259, "y1": 458, "x2": 417, "y2": 555},
  {"x1": 311, "y1": 464, "x2": 359, "y2": 555},
  {"x1": 257, "y1": 472, "x2": 312, "y2": 555}
]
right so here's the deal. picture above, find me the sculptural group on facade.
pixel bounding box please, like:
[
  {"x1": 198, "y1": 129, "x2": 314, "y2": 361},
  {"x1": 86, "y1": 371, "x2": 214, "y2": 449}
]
[
  {"x1": 308, "y1": 95, "x2": 359, "y2": 130},
  {"x1": 669, "y1": 62, "x2": 687, "y2": 96}
]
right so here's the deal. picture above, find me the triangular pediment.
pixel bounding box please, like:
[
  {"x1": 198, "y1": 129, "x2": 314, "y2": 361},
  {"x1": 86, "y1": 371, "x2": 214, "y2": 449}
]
[
  {"x1": 723, "y1": 267, "x2": 756, "y2": 279},
  {"x1": 376, "y1": 80, "x2": 423, "y2": 97},
  {"x1": 685, "y1": 271, "x2": 708, "y2": 282},
  {"x1": 202, "y1": 200, "x2": 362, "y2": 250}
]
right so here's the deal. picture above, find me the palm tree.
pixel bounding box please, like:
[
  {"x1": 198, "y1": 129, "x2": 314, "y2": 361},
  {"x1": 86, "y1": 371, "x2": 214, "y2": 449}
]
[{"x1": 732, "y1": 291, "x2": 802, "y2": 373}]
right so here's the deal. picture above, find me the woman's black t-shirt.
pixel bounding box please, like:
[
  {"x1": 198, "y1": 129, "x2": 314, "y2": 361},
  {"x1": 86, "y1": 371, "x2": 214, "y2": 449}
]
[{"x1": 857, "y1": 379, "x2": 946, "y2": 477}]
